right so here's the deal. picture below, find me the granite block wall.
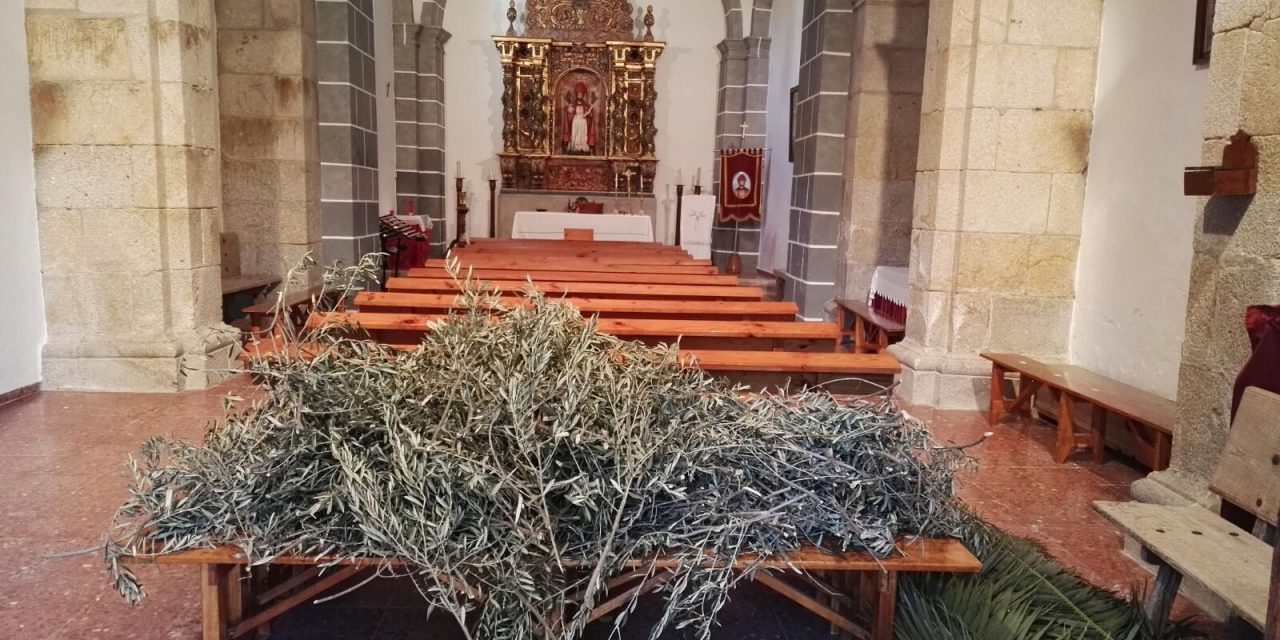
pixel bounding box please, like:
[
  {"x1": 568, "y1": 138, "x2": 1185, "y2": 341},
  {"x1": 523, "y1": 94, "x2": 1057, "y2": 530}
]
[
  {"x1": 784, "y1": 0, "x2": 854, "y2": 320},
  {"x1": 317, "y1": 0, "x2": 380, "y2": 266},
  {"x1": 217, "y1": 0, "x2": 322, "y2": 282},
  {"x1": 836, "y1": 0, "x2": 927, "y2": 303}
]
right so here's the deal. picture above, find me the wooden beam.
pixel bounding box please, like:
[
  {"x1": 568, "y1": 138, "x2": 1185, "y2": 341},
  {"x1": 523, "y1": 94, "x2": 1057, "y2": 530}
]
[
  {"x1": 228, "y1": 566, "x2": 364, "y2": 639},
  {"x1": 754, "y1": 572, "x2": 867, "y2": 639}
]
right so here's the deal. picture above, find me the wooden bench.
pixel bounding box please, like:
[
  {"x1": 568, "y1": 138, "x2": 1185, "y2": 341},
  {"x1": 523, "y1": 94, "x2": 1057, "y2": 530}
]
[
  {"x1": 355, "y1": 292, "x2": 799, "y2": 321},
  {"x1": 982, "y1": 353, "x2": 1174, "y2": 469},
  {"x1": 834, "y1": 299, "x2": 905, "y2": 354},
  {"x1": 408, "y1": 267, "x2": 740, "y2": 286},
  {"x1": 455, "y1": 253, "x2": 711, "y2": 266},
  {"x1": 386, "y1": 278, "x2": 765, "y2": 301},
  {"x1": 127, "y1": 539, "x2": 980, "y2": 640},
  {"x1": 221, "y1": 274, "x2": 282, "y2": 328},
  {"x1": 1094, "y1": 387, "x2": 1280, "y2": 633},
  {"x1": 436, "y1": 260, "x2": 718, "y2": 275},
  {"x1": 458, "y1": 239, "x2": 689, "y2": 254},
  {"x1": 242, "y1": 286, "x2": 328, "y2": 334},
  {"x1": 311, "y1": 312, "x2": 842, "y2": 351}
]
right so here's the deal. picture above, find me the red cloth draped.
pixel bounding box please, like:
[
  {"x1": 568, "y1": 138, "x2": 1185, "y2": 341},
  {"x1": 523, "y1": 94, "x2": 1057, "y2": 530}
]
[{"x1": 1221, "y1": 305, "x2": 1280, "y2": 527}]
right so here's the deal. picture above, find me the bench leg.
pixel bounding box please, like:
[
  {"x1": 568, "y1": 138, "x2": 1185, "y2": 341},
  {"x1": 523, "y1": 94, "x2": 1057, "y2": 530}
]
[
  {"x1": 988, "y1": 365, "x2": 1007, "y2": 426},
  {"x1": 854, "y1": 315, "x2": 869, "y2": 354},
  {"x1": 202, "y1": 564, "x2": 231, "y2": 640},
  {"x1": 872, "y1": 571, "x2": 898, "y2": 640},
  {"x1": 1054, "y1": 391, "x2": 1077, "y2": 464},
  {"x1": 1090, "y1": 404, "x2": 1108, "y2": 464},
  {"x1": 1143, "y1": 561, "x2": 1183, "y2": 626}
]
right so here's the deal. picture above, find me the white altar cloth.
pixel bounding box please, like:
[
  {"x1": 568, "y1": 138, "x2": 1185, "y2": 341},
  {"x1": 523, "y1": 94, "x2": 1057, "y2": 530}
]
[{"x1": 511, "y1": 212, "x2": 655, "y2": 242}]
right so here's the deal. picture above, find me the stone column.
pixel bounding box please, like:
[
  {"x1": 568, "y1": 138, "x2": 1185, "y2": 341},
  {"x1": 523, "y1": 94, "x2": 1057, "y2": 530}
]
[
  {"x1": 836, "y1": 0, "x2": 928, "y2": 301},
  {"x1": 391, "y1": 1, "x2": 448, "y2": 257},
  {"x1": 890, "y1": 0, "x2": 1100, "y2": 409},
  {"x1": 711, "y1": 38, "x2": 763, "y2": 274},
  {"x1": 785, "y1": 0, "x2": 854, "y2": 320},
  {"x1": 317, "y1": 0, "x2": 380, "y2": 266},
  {"x1": 1134, "y1": 0, "x2": 1280, "y2": 505},
  {"x1": 27, "y1": 0, "x2": 235, "y2": 391},
  {"x1": 417, "y1": 25, "x2": 449, "y2": 256},
  {"x1": 217, "y1": 0, "x2": 322, "y2": 281}
]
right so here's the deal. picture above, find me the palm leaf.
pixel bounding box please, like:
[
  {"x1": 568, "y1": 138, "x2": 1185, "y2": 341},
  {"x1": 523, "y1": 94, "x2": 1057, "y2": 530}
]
[{"x1": 896, "y1": 519, "x2": 1206, "y2": 640}]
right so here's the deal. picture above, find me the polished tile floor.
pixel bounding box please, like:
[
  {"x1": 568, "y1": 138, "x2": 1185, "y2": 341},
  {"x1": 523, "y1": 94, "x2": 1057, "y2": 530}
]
[{"x1": 0, "y1": 378, "x2": 1226, "y2": 639}]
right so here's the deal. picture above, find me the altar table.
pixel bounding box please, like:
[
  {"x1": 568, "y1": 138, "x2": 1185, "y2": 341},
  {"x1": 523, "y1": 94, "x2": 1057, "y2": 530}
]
[{"x1": 511, "y1": 211, "x2": 655, "y2": 242}]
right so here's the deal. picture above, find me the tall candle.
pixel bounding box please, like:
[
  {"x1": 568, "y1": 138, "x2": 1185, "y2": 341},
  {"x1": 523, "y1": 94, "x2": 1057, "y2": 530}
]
[
  {"x1": 676, "y1": 169, "x2": 683, "y2": 184},
  {"x1": 456, "y1": 161, "x2": 462, "y2": 176},
  {"x1": 695, "y1": 168, "x2": 702, "y2": 185}
]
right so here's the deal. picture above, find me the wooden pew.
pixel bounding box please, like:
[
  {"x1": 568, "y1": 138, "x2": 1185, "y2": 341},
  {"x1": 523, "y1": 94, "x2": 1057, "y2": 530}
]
[
  {"x1": 310, "y1": 312, "x2": 841, "y2": 351},
  {"x1": 1095, "y1": 387, "x2": 1280, "y2": 632},
  {"x1": 455, "y1": 254, "x2": 712, "y2": 266},
  {"x1": 386, "y1": 278, "x2": 765, "y2": 301},
  {"x1": 435, "y1": 260, "x2": 718, "y2": 275},
  {"x1": 409, "y1": 267, "x2": 740, "y2": 286},
  {"x1": 355, "y1": 292, "x2": 799, "y2": 321},
  {"x1": 982, "y1": 353, "x2": 1174, "y2": 469},
  {"x1": 456, "y1": 243, "x2": 689, "y2": 256},
  {"x1": 127, "y1": 539, "x2": 980, "y2": 640}
]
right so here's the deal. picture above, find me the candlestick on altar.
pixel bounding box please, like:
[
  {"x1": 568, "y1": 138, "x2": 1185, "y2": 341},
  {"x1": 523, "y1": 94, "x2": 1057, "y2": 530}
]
[
  {"x1": 487, "y1": 179, "x2": 498, "y2": 239},
  {"x1": 675, "y1": 183, "x2": 685, "y2": 247}
]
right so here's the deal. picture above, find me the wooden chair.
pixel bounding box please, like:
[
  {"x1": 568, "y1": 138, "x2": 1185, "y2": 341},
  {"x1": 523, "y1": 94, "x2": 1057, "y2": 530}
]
[
  {"x1": 1095, "y1": 386, "x2": 1280, "y2": 632},
  {"x1": 564, "y1": 228, "x2": 595, "y2": 241}
]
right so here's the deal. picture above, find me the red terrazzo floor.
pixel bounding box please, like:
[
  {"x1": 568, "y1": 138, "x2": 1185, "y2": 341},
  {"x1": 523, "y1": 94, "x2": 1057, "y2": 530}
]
[{"x1": 0, "y1": 378, "x2": 1229, "y2": 639}]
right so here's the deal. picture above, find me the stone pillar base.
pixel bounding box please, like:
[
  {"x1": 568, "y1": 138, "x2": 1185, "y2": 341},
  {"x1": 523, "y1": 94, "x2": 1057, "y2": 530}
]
[
  {"x1": 889, "y1": 339, "x2": 992, "y2": 410},
  {"x1": 42, "y1": 327, "x2": 240, "y2": 393},
  {"x1": 1130, "y1": 469, "x2": 1218, "y2": 508}
]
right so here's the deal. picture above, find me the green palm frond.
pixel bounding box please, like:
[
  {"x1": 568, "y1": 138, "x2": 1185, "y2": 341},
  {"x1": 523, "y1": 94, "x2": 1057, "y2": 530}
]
[{"x1": 896, "y1": 520, "x2": 1206, "y2": 640}]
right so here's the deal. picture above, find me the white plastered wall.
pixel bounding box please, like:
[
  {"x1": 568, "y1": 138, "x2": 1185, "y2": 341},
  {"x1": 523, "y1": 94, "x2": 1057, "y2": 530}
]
[
  {"x1": 760, "y1": 0, "x2": 801, "y2": 274},
  {"x1": 1070, "y1": 0, "x2": 1209, "y2": 399},
  {"x1": 0, "y1": 0, "x2": 45, "y2": 395}
]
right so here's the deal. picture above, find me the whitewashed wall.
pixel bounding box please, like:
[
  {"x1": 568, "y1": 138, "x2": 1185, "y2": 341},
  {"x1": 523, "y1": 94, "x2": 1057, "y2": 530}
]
[
  {"x1": 0, "y1": 0, "x2": 45, "y2": 394},
  {"x1": 439, "y1": 0, "x2": 725, "y2": 241},
  {"x1": 1069, "y1": 0, "x2": 1208, "y2": 399},
  {"x1": 760, "y1": 0, "x2": 801, "y2": 274}
]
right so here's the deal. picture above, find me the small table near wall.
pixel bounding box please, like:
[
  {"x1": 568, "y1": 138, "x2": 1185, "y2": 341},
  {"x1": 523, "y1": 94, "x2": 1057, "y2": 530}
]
[{"x1": 511, "y1": 211, "x2": 654, "y2": 242}]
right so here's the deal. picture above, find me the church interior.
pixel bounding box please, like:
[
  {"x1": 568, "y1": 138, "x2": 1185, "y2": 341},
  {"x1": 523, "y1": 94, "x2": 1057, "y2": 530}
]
[{"x1": 2, "y1": 0, "x2": 1279, "y2": 638}]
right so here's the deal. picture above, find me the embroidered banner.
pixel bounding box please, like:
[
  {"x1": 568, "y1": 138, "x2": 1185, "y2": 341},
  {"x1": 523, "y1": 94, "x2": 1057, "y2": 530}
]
[{"x1": 717, "y1": 148, "x2": 764, "y2": 223}]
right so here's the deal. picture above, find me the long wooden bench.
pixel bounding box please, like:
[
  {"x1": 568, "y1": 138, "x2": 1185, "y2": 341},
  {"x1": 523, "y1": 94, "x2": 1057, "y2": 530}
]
[
  {"x1": 409, "y1": 267, "x2": 740, "y2": 286},
  {"x1": 311, "y1": 312, "x2": 841, "y2": 351},
  {"x1": 436, "y1": 260, "x2": 718, "y2": 275},
  {"x1": 128, "y1": 539, "x2": 980, "y2": 640},
  {"x1": 458, "y1": 253, "x2": 711, "y2": 266},
  {"x1": 982, "y1": 353, "x2": 1174, "y2": 469},
  {"x1": 1095, "y1": 387, "x2": 1280, "y2": 633},
  {"x1": 386, "y1": 278, "x2": 765, "y2": 301},
  {"x1": 355, "y1": 292, "x2": 799, "y2": 321}
]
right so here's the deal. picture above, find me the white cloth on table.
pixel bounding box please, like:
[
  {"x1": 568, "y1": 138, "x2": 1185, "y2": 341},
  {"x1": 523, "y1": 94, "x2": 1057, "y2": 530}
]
[
  {"x1": 869, "y1": 266, "x2": 909, "y2": 306},
  {"x1": 678, "y1": 195, "x2": 717, "y2": 260},
  {"x1": 393, "y1": 215, "x2": 432, "y2": 235},
  {"x1": 511, "y1": 212, "x2": 654, "y2": 242}
]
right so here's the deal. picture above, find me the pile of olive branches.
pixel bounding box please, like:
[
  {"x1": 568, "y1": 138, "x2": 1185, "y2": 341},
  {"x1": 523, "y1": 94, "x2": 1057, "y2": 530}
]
[{"x1": 105, "y1": 258, "x2": 970, "y2": 640}]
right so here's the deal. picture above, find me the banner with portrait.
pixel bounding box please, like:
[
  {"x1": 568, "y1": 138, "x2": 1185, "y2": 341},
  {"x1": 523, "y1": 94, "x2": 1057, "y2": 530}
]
[{"x1": 717, "y1": 148, "x2": 764, "y2": 223}]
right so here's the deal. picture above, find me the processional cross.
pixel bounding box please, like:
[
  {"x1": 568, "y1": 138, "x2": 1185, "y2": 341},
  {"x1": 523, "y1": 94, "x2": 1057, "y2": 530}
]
[{"x1": 739, "y1": 122, "x2": 750, "y2": 144}]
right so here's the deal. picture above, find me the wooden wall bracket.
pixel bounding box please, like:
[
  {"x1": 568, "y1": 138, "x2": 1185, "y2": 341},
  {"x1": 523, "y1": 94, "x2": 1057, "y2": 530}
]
[{"x1": 1185, "y1": 129, "x2": 1259, "y2": 196}]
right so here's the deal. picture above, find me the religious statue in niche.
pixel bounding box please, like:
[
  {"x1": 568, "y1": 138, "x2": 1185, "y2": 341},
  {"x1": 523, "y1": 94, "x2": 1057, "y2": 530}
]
[{"x1": 561, "y1": 77, "x2": 600, "y2": 155}]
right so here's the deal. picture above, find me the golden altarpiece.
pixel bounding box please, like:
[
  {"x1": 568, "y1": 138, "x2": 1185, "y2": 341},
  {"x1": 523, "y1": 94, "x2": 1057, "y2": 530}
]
[{"x1": 494, "y1": 0, "x2": 665, "y2": 198}]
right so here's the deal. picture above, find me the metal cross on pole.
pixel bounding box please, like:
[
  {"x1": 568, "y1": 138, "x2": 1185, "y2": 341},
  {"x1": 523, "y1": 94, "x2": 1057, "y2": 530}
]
[{"x1": 739, "y1": 122, "x2": 750, "y2": 144}]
